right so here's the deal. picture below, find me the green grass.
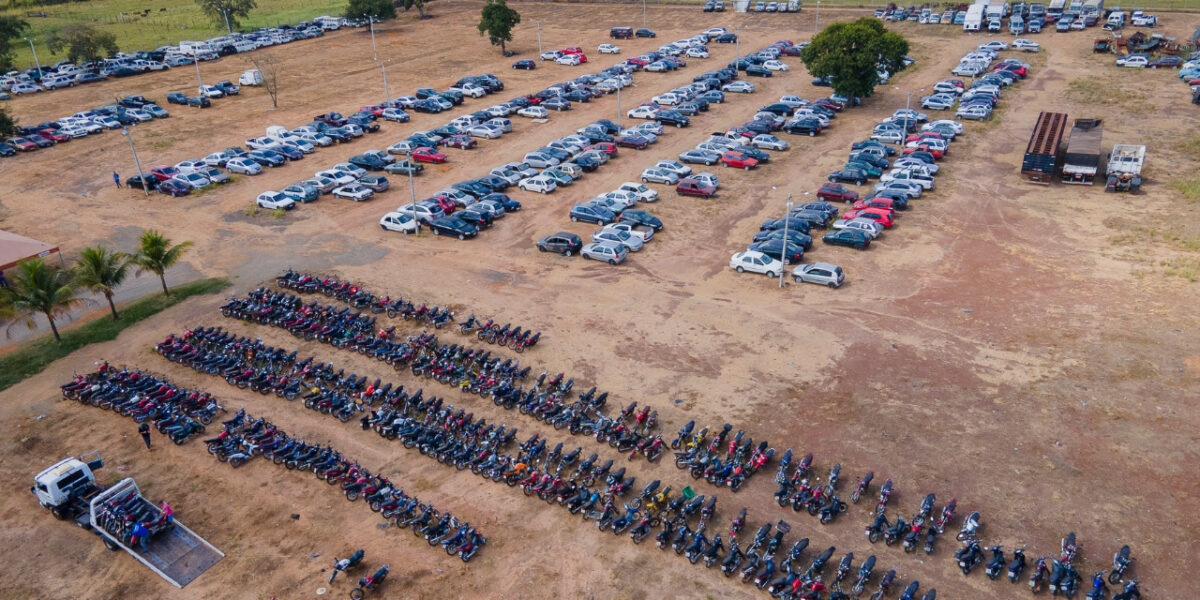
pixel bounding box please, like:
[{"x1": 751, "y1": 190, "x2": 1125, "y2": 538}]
[
  {"x1": 0, "y1": 277, "x2": 230, "y2": 392},
  {"x1": 1173, "y1": 177, "x2": 1200, "y2": 203},
  {"x1": 3, "y1": 0, "x2": 347, "y2": 70}
]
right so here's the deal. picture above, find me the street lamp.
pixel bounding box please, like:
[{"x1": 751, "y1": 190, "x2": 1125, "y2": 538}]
[
  {"x1": 404, "y1": 152, "x2": 420, "y2": 234},
  {"x1": 369, "y1": 17, "x2": 377, "y2": 61},
  {"x1": 192, "y1": 51, "x2": 203, "y2": 88},
  {"x1": 536, "y1": 21, "x2": 542, "y2": 59},
  {"x1": 815, "y1": 0, "x2": 822, "y2": 32},
  {"x1": 616, "y1": 83, "x2": 634, "y2": 128},
  {"x1": 643, "y1": 0, "x2": 647, "y2": 29},
  {"x1": 778, "y1": 194, "x2": 793, "y2": 288},
  {"x1": 380, "y1": 59, "x2": 391, "y2": 102},
  {"x1": 736, "y1": 24, "x2": 744, "y2": 62},
  {"x1": 220, "y1": 8, "x2": 232, "y2": 34},
  {"x1": 121, "y1": 127, "x2": 149, "y2": 197},
  {"x1": 23, "y1": 38, "x2": 42, "y2": 79}
]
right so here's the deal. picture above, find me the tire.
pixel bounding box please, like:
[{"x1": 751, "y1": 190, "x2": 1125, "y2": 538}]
[
  {"x1": 458, "y1": 234, "x2": 465, "y2": 240},
  {"x1": 564, "y1": 250, "x2": 572, "y2": 257},
  {"x1": 571, "y1": 216, "x2": 578, "y2": 222},
  {"x1": 433, "y1": 228, "x2": 440, "y2": 236},
  {"x1": 608, "y1": 259, "x2": 617, "y2": 265},
  {"x1": 736, "y1": 266, "x2": 744, "y2": 273},
  {"x1": 810, "y1": 131, "x2": 816, "y2": 137},
  {"x1": 103, "y1": 537, "x2": 120, "y2": 551},
  {"x1": 744, "y1": 166, "x2": 751, "y2": 171},
  {"x1": 766, "y1": 271, "x2": 776, "y2": 278}
]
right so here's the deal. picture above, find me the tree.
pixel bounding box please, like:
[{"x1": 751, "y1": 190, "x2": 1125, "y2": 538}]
[
  {"x1": 399, "y1": 0, "x2": 427, "y2": 19},
  {"x1": 0, "y1": 106, "x2": 16, "y2": 137},
  {"x1": 130, "y1": 230, "x2": 193, "y2": 296},
  {"x1": 73, "y1": 246, "x2": 130, "y2": 321},
  {"x1": 45, "y1": 24, "x2": 119, "y2": 67},
  {"x1": 346, "y1": 0, "x2": 395, "y2": 21},
  {"x1": 248, "y1": 53, "x2": 280, "y2": 108},
  {"x1": 3, "y1": 258, "x2": 83, "y2": 342},
  {"x1": 0, "y1": 16, "x2": 30, "y2": 73},
  {"x1": 196, "y1": 0, "x2": 257, "y2": 33},
  {"x1": 477, "y1": 0, "x2": 520, "y2": 56},
  {"x1": 800, "y1": 18, "x2": 910, "y2": 100}
]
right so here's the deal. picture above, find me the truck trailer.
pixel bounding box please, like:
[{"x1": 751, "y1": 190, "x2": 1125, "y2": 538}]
[
  {"x1": 1022, "y1": 111, "x2": 1068, "y2": 184},
  {"x1": 1062, "y1": 118, "x2": 1104, "y2": 185},
  {"x1": 1104, "y1": 144, "x2": 1145, "y2": 192}
]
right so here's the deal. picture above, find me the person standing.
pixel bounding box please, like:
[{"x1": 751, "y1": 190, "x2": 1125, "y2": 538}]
[
  {"x1": 113, "y1": 172, "x2": 122, "y2": 189},
  {"x1": 161, "y1": 500, "x2": 174, "y2": 524},
  {"x1": 131, "y1": 522, "x2": 150, "y2": 551},
  {"x1": 0, "y1": 270, "x2": 7, "y2": 289},
  {"x1": 138, "y1": 422, "x2": 151, "y2": 450}
]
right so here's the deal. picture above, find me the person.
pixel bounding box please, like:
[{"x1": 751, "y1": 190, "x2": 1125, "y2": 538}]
[
  {"x1": 131, "y1": 522, "x2": 150, "y2": 551},
  {"x1": 161, "y1": 501, "x2": 174, "y2": 524},
  {"x1": 0, "y1": 270, "x2": 7, "y2": 289},
  {"x1": 113, "y1": 172, "x2": 121, "y2": 189},
  {"x1": 138, "y1": 422, "x2": 151, "y2": 450}
]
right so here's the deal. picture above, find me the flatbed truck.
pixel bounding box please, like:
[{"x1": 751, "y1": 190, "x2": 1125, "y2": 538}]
[{"x1": 1104, "y1": 144, "x2": 1145, "y2": 193}]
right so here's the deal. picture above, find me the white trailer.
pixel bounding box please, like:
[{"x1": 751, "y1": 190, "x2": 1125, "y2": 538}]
[{"x1": 1104, "y1": 144, "x2": 1145, "y2": 193}]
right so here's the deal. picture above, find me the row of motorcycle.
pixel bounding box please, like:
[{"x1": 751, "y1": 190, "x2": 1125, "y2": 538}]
[{"x1": 60, "y1": 364, "x2": 220, "y2": 444}]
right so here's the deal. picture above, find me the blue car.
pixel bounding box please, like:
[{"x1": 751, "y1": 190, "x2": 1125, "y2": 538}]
[{"x1": 569, "y1": 203, "x2": 617, "y2": 225}]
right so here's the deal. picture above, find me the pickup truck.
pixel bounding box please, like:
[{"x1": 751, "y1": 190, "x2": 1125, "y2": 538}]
[
  {"x1": 314, "y1": 112, "x2": 348, "y2": 126},
  {"x1": 32, "y1": 452, "x2": 223, "y2": 588}
]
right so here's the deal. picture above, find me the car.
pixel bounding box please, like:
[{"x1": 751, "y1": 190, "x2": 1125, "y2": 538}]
[
  {"x1": 627, "y1": 105, "x2": 660, "y2": 120},
  {"x1": 198, "y1": 167, "x2": 230, "y2": 185},
  {"x1": 615, "y1": 135, "x2": 650, "y2": 150},
  {"x1": 598, "y1": 43, "x2": 621, "y2": 55},
  {"x1": 123, "y1": 173, "x2": 158, "y2": 190},
  {"x1": 541, "y1": 98, "x2": 572, "y2": 111},
  {"x1": 832, "y1": 217, "x2": 883, "y2": 238},
  {"x1": 679, "y1": 148, "x2": 721, "y2": 165},
  {"x1": 603, "y1": 222, "x2": 654, "y2": 243},
  {"x1": 332, "y1": 184, "x2": 375, "y2": 201},
  {"x1": 686, "y1": 47, "x2": 710, "y2": 59},
  {"x1": 841, "y1": 207, "x2": 894, "y2": 229},
  {"x1": 1012, "y1": 38, "x2": 1041, "y2": 52},
  {"x1": 225, "y1": 157, "x2": 262, "y2": 175},
  {"x1": 282, "y1": 183, "x2": 319, "y2": 202},
  {"x1": 1148, "y1": 56, "x2": 1182, "y2": 69},
  {"x1": 347, "y1": 153, "x2": 389, "y2": 172},
  {"x1": 823, "y1": 228, "x2": 872, "y2": 250},
  {"x1": 150, "y1": 165, "x2": 181, "y2": 181},
  {"x1": 636, "y1": 28, "x2": 656, "y2": 38},
  {"x1": 156, "y1": 179, "x2": 192, "y2": 197},
  {"x1": 763, "y1": 60, "x2": 789, "y2": 72},
  {"x1": 618, "y1": 182, "x2": 658, "y2": 203},
  {"x1": 592, "y1": 228, "x2": 644, "y2": 252},
  {"x1": 921, "y1": 95, "x2": 956, "y2": 111},
  {"x1": 172, "y1": 172, "x2": 211, "y2": 190},
  {"x1": 537, "y1": 232, "x2": 584, "y2": 255},
  {"x1": 880, "y1": 169, "x2": 934, "y2": 189},
  {"x1": 466, "y1": 124, "x2": 502, "y2": 139},
  {"x1": 518, "y1": 106, "x2": 549, "y2": 119},
  {"x1": 792, "y1": 263, "x2": 845, "y2": 288},
  {"x1": 442, "y1": 134, "x2": 477, "y2": 150},
  {"x1": 730, "y1": 250, "x2": 784, "y2": 277},
  {"x1": 427, "y1": 216, "x2": 478, "y2": 240},
  {"x1": 676, "y1": 178, "x2": 717, "y2": 198},
  {"x1": 541, "y1": 168, "x2": 574, "y2": 187},
  {"x1": 404, "y1": 147, "x2": 444, "y2": 164},
  {"x1": 167, "y1": 92, "x2": 190, "y2": 105},
  {"x1": 380, "y1": 108, "x2": 411, "y2": 123},
  {"x1": 751, "y1": 134, "x2": 788, "y2": 151},
  {"x1": 519, "y1": 175, "x2": 557, "y2": 194},
  {"x1": 619, "y1": 209, "x2": 663, "y2": 232},
  {"x1": 358, "y1": 175, "x2": 390, "y2": 192},
  {"x1": 578, "y1": 240, "x2": 627, "y2": 265},
  {"x1": 555, "y1": 54, "x2": 582, "y2": 66},
  {"x1": 749, "y1": 239, "x2": 805, "y2": 264},
  {"x1": 379, "y1": 211, "x2": 419, "y2": 234},
  {"x1": 978, "y1": 40, "x2": 1008, "y2": 51},
  {"x1": 818, "y1": 183, "x2": 859, "y2": 203},
  {"x1": 721, "y1": 81, "x2": 756, "y2": 94},
  {"x1": 720, "y1": 151, "x2": 759, "y2": 170},
  {"x1": 570, "y1": 203, "x2": 617, "y2": 225},
  {"x1": 256, "y1": 191, "x2": 297, "y2": 210},
  {"x1": 827, "y1": 168, "x2": 868, "y2": 186}
]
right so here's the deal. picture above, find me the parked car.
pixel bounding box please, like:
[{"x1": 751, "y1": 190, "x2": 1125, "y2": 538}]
[
  {"x1": 640, "y1": 167, "x2": 679, "y2": 184},
  {"x1": 749, "y1": 239, "x2": 805, "y2": 264},
  {"x1": 257, "y1": 191, "x2": 297, "y2": 210},
  {"x1": 411, "y1": 147, "x2": 447, "y2": 163},
  {"x1": 592, "y1": 228, "x2": 644, "y2": 252},
  {"x1": 537, "y1": 232, "x2": 583, "y2": 255},
  {"x1": 519, "y1": 175, "x2": 557, "y2": 194},
  {"x1": 721, "y1": 151, "x2": 759, "y2": 170},
  {"x1": 333, "y1": 184, "x2": 374, "y2": 201},
  {"x1": 379, "y1": 211, "x2": 419, "y2": 233},
  {"x1": 730, "y1": 250, "x2": 784, "y2": 277},
  {"x1": 828, "y1": 168, "x2": 869, "y2": 185},
  {"x1": 792, "y1": 262, "x2": 845, "y2": 288},
  {"x1": 226, "y1": 157, "x2": 262, "y2": 175},
  {"x1": 676, "y1": 178, "x2": 717, "y2": 198},
  {"x1": 156, "y1": 179, "x2": 192, "y2": 197},
  {"x1": 679, "y1": 148, "x2": 721, "y2": 165},
  {"x1": 428, "y1": 216, "x2": 479, "y2": 239},
  {"x1": 823, "y1": 228, "x2": 872, "y2": 250},
  {"x1": 818, "y1": 183, "x2": 859, "y2": 203},
  {"x1": 570, "y1": 203, "x2": 617, "y2": 225}
]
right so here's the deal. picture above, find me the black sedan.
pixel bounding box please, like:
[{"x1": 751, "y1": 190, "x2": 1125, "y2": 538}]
[
  {"x1": 749, "y1": 239, "x2": 805, "y2": 264},
  {"x1": 752, "y1": 228, "x2": 812, "y2": 249},
  {"x1": 655, "y1": 111, "x2": 690, "y2": 128},
  {"x1": 745, "y1": 65, "x2": 772, "y2": 77},
  {"x1": 166, "y1": 92, "x2": 189, "y2": 105},
  {"x1": 636, "y1": 28, "x2": 656, "y2": 38},
  {"x1": 537, "y1": 232, "x2": 583, "y2": 256},
  {"x1": 823, "y1": 228, "x2": 872, "y2": 250},
  {"x1": 513, "y1": 59, "x2": 536, "y2": 70},
  {"x1": 827, "y1": 167, "x2": 868, "y2": 186},
  {"x1": 573, "y1": 154, "x2": 601, "y2": 171},
  {"x1": 429, "y1": 216, "x2": 478, "y2": 240},
  {"x1": 350, "y1": 153, "x2": 389, "y2": 171},
  {"x1": 125, "y1": 173, "x2": 159, "y2": 190},
  {"x1": 620, "y1": 209, "x2": 663, "y2": 231},
  {"x1": 456, "y1": 208, "x2": 494, "y2": 229},
  {"x1": 760, "y1": 216, "x2": 812, "y2": 234},
  {"x1": 156, "y1": 179, "x2": 191, "y2": 197},
  {"x1": 480, "y1": 193, "x2": 521, "y2": 212}
]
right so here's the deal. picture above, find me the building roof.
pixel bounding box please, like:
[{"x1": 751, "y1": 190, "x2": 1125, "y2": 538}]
[{"x1": 0, "y1": 230, "x2": 60, "y2": 271}]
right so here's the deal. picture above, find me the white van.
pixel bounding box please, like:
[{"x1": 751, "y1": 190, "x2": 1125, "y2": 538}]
[
  {"x1": 1105, "y1": 11, "x2": 1125, "y2": 29},
  {"x1": 238, "y1": 69, "x2": 264, "y2": 86}
]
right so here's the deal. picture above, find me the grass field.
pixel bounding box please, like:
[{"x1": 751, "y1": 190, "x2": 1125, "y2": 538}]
[{"x1": 3, "y1": 0, "x2": 345, "y2": 70}]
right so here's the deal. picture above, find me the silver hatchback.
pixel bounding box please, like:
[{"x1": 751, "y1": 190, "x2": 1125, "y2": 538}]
[
  {"x1": 792, "y1": 262, "x2": 845, "y2": 288},
  {"x1": 581, "y1": 241, "x2": 629, "y2": 265}
]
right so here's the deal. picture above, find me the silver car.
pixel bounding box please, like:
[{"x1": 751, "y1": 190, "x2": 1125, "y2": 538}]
[
  {"x1": 581, "y1": 241, "x2": 629, "y2": 265},
  {"x1": 792, "y1": 262, "x2": 845, "y2": 288}
]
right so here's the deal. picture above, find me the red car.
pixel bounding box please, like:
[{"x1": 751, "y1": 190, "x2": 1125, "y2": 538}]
[
  {"x1": 676, "y1": 178, "x2": 716, "y2": 198},
  {"x1": 587, "y1": 142, "x2": 618, "y2": 155},
  {"x1": 7, "y1": 137, "x2": 38, "y2": 151},
  {"x1": 842, "y1": 208, "x2": 894, "y2": 229},
  {"x1": 614, "y1": 135, "x2": 649, "y2": 150},
  {"x1": 852, "y1": 198, "x2": 898, "y2": 213},
  {"x1": 905, "y1": 132, "x2": 944, "y2": 143},
  {"x1": 725, "y1": 126, "x2": 756, "y2": 139},
  {"x1": 360, "y1": 105, "x2": 387, "y2": 116},
  {"x1": 625, "y1": 57, "x2": 649, "y2": 67},
  {"x1": 721, "y1": 151, "x2": 759, "y2": 170},
  {"x1": 563, "y1": 46, "x2": 583, "y2": 55},
  {"x1": 995, "y1": 64, "x2": 1027, "y2": 77},
  {"x1": 817, "y1": 183, "x2": 859, "y2": 203},
  {"x1": 411, "y1": 147, "x2": 447, "y2": 163},
  {"x1": 903, "y1": 144, "x2": 944, "y2": 159},
  {"x1": 429, "y1": 195, "x2": 456, "y2": 214},
  {"x1": 443, "y1": 134, "x2": 477, "y2": 149},
  {"x1": 38, "y1": 129, "x2": 70, "y2": 143},
  {"x1": 576, "y1": 53, "x2": 589, "y2": 63},
  {"x1": 151, "y1": 165, "x2": 180, "y2": 181},
  {"x1": 813, "y1": 99, "x2": 843, "y2": 112},
  {"x1": 314, "y1": 112, "x2": 348, "y2": 126}
]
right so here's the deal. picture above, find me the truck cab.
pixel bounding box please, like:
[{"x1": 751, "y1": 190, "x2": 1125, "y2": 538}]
[{"x1": 32, "y1": 452, "x2": 104, "y2": 518}]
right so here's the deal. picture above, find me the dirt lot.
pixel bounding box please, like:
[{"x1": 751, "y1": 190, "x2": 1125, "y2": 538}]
[{"x1": 1, "y1": 2, "x2": 1198, "y2": 598}]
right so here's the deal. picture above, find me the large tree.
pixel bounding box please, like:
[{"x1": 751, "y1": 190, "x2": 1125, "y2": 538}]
[
  {"x1": 130, "y1": 230, "x2": 193, "y2": 296},
  {"x1": 801, "y1": 18, "x2": 909, "y2": 100},
  {"x1": 73, "y1": 246, "x2": 130, "y2": 321},
  {"x1": 0, "y1": 16, "x2": 29, "y2": 73},
  {"x1": 196, "y1": 0, "x2": 257, "y2": 33},
  {"x1": 3, "y1": 258, "x2": 83, "y2": 342},
  {"x1": 399, "y1": 0, "x2": 427, "y2": 19},
  {"x1": 0, "y1": 106, "x2": 16, "y2": 137},
  {"x1": 45, "y1": 24, "x2": 119, "y2": 66},
  {"x1": 477, "y1": 0, "x2": 520, "y2": 56},
  {"x1": 346, "y1": 0, "x2": 396, "y2": 22}
]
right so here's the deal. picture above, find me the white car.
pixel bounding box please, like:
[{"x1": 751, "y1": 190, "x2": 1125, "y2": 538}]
[
  {"x1": 256, "y1": 191, "x2": 296, "y2": 210},
  {"x1": 640, "y1": 167, "x2": 679, "y2": 185},
  {"x1": 730, "y1": 251, "x2": 784, "y2": 277},
  {"x1": 555, "y1": 54, "x2": 582, "y2": 66},
  {"x1": 600, "y1": 191, "x2": 639, "y2": 209},
  {"x1": 541, "y1": 49, "x2": 563, "y2": 60},
  {"x1": 1116, "y1": 55, "x2": 1148, "y2": 68},
  {"x1": 627, "y1": 105, "x2": 659, "y2": 120},
  {"x1": 316, "y1": 169, "x2": 357, "y2": 186},
  {"x1": 685, "y1": 47, "x2": 710, "y2": 59},
  {"x1": 893, "y1": 157, "x2": 939, "y2": 174},
  {"x1": 380, "y1": 108, "x2": 410, "y2": 122},
  {"x1": 598, "y1": 44, "x2": 621, "y2": 54},
  {"x1": 333, "y1": 184, "x2": 374, "y2": 201},
  {"x1": 468, "y1": 124, "x2": 503, "y2": 139},
  {"x1": 332, "y1": 162, "x2": 367, "y2": 178},
  {"x1": 751, "y1": 134, "x2": 788, "y2": 151},
  {"x1": 172, "y1": 172, "x2": 211, "y2": 190},
  {"x1": 697, "y1": 140, "x2": 736, "y2": 153},
  {"x1": 691, "y1": 172, "x2": 720, "y2": 188},
  {"x1": 226, "y1": 157, "x2": 263, "y2": 175},
  {"x1": 198, "y1": 84, "x2": 225, "y2": 98},
  {"x1": 651, "y1": 93, "x2": 679, "y2": 106},
  {"x1": 450, "y1": 84, "x2": 486, "y2": 98},
  {"x1": 893, "y1": 108, "x2": 928, "y2": 123},
  {"x1": 870, "y1": 130, "x2": 904, "y2": 144},
  {"x1": 832, "y1": 217, "x2": 883, "y2": 239},
  {"x1": 57, "y1": 124, "x2": 88, "y2": 138},
  {"x1": 486, "y1": 118, "x2": 512, "y2": 133},
  {"x1": 294, "y1": 131, "x2": 333, "y2": 146},
  {"x1": 880, "y1": 169, "x2": 935, "y2": 189},
  {"x1": 485, "y1": 105, "x2": 511, "y2": 117},
  {"x1": 654, "y1": 159, "x2": 691, "y2": 177},
  {"x1": 618, "y1": 182, "x2": 658, "y2": 202},
  {"x1": 379, "y1": 211, "x2": 419, "y2": 234},
  {"x1": 490, "y1": 167, "x2": 522, "y2": 184},
  {"x1": 956, "y1": 104, "x2": 991, "y2": 120},
  {"x1": 1012, "y1": 38, "x2": 1041, "y2": 52},
  {"x1": 924, "y1": 119, "x2": 964, "y2": 135},
  {"x1": 519, "y1": 175, "x2": 558, "y2": 194},
  {"x1": 174, "y1": 160, "x2": 208, "y2": 174},
  {"x1": 593, "y1": 228, "x2": 644, "y2": 252},
  {"x1": 605, "y1": 222, "x2": 654, "y2": 244},
  {"x1": 517, "y1": 106, "x2": 549, "y2": 118},
  {"x1": 721, "y1": 81, "x2": 756, "y2": 94},
  {"x1": 763, "y1": 60, "x2": 789, "y2": 71},
  {"x1": 977, "y1": 40, "x2": 1008, "y2": 51}
]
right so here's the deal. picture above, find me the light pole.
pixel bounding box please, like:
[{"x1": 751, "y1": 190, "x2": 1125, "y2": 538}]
[
  {"x1": 122, "y1": 127, "x2": 149, "y2": 197},
  {"x1": 536, "y1": 21, "x2": 542, "y2": 59},
  {"x1": 815, "y1": 0, "x2": 822, "y2": 32},
  {"x1": 369, "y1": 17, "x2": 377, "y2": 61},
  {"x1": 406, "y1": 156, "x2": 420, "y2": 233},
  {"x1": 643, "y1": 0, "x2": 647, "y2": 28},
  {"x1": 779, "y1": 194, "x2": 793, "y2": 288},
  {"x1": 736, "y1": 25, "x2": 744, "y2": 62},
  {"x1": 24, "y1": 38, "x2": 42, "y2": 79},
  {"x1": 221, "y1": 9, "x2": 232, "y2": 34},
  {"x1": 192, "y1": 52, "x2": 203, "y2": 88},
  {"x1": 381, "y1": 59, "x2": 391, "y2": 101}
]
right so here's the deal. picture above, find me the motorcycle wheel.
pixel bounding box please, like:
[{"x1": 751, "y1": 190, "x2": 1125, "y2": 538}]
[
  {"x1": 869, "y1": 531, "x2": 881, "y2": 543},
  {"x1": 350, "y1": 588, "x2": 365, "y2": 600},
  {"x1": 1108, "y1": 571, "x2": 1122, "y2": 585}
]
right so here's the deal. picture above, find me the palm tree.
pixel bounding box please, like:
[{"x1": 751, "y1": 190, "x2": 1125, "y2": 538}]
[
  {"x1": 130, "y1": 230, "x2": 193, "y2": 296},
  {"x1": 73, "y1": 246, "x2": 131, "y2": 320},
  {"x1": 3, "y1": 258, "x2": 84, "y2": 342}
]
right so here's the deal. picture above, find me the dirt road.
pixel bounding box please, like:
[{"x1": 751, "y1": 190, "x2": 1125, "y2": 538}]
[{"x1": 1, "y1": 2, "x2": 1197, "y2": 598}]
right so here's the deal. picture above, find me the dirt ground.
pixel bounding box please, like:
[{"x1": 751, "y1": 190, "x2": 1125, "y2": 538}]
[{"x1": 1, "y1": 2, "x2": 1198, "y2": 598}]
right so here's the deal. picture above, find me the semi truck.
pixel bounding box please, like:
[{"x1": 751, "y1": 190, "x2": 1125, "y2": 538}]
[
  {"x1": 32, "y1": 452, "x2": 223, "y2": 588},
  {"x1": 1104, "y1": 144, "x2": 1145, "y2": 192},
  {"x1": 1022, "y1": 111, "x2": 1068, "y2": 184},
  {"x1": 1062, "y1": 118, "x2": 1104, "y2": 185}
]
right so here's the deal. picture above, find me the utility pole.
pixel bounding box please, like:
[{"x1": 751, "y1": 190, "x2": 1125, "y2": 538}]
[
  {"x1": 779, "y1": 194, "x2": 792, "y2": 288},
  {"x1": 192, "y1": 52, "x2": 203, "y2": 88},
  {"x1": 122, "y1": 127, "x2": 149, "y2": 197},
  {"x1": 816, "y1": 0, "x2": 822, "y2": 32},
  {"x1": 736, "y1": 25, "x2": 743, "y2": 62},
  {"x1": 537, "y1": 21, "x2": 542, "y2": 58},
  {"x1": 643, "y1": 0, "x2": 647, "y2": 28},
  {"x1": 221, "y1": 9, "x2": 232, "y2": 34},
  {"x1": 617, "y1": 85, "x2": 621, "y2": 128},
  {"x1": 407, "y1": 157, "x2": 420, "y2": 233},
  {"x1": 381, "y1": 60, "x2": 390, "y2": 101},
  {"x1": 369, "y1": 17, "x2": 377, "y2": 61},
  {"x1": 24, "y1": 38, "x2": 42, "y2": 79}
]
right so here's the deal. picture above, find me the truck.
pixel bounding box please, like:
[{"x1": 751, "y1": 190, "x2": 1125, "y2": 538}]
[
  {"x1": 1022, "y1": 111, "x2": 1068, "y2": 184},
  {"x1": 1104, "y1": 144, "x2": 1145, "y2": 192},
  {"x1": 964, "y1": 3, "x2": 985, "y2": 31},
  {"x1": 239, "y1": 68, "x2": 264, "y2": 86},
  {"x1": 32, "y1": 452, "x2": 223, "y2": 588},
  {"x1": 1062, "y1": 118, "x2": 1104, "y2": 185},
  {"x1": 1047, "y1": 0, "x2": 1066, "y2": 16},
  {"x1": 985, "y1": 0, "x2": 1007, "y2": 20}
]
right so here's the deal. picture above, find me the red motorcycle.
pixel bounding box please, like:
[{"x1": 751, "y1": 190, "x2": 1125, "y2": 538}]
[{"x1": 349, "y1": 564, "x2": 388, "y2": 599}]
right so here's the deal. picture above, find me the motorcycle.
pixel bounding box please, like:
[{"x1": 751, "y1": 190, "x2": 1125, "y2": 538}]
[
  {"x1": 955, "y1": 541, "x2": 983, "y2": 575},
  {"x1": 956, "y1": 511, "x2": 982, "y2": 541},
  {"x1": 328, "y1": 549, "x2": 365, "y2": 583},
  {"x1": 1108, "y1": 546, "x2": 1132, "y2": 584},
  {"x1": 349, "y1": 564, "x2": 389, "y2": 599},
  {"x1": 1008, "y1": 547, "x2": 1027, "y2": 583},
  {"x1": 984, "y1": 545, "x2": 1006, "y2": 580},
  {"x1": 851, "y1": 471, "x2": 874, "y2": 504}
]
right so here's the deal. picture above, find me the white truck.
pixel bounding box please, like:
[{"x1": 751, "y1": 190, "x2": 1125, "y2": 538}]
[
  {"x1": 239, "y1": 69, "x2": 264, "y2": 86},
  {"x1": 32, "y1": 452, "x2": 223, "y2": 588},
  {"x1": 964, "y1": 3, "x2": 985, "y2": 31},
  {"x1": 1104, "y1": 144, "x2": 1145, "y2": 193}
]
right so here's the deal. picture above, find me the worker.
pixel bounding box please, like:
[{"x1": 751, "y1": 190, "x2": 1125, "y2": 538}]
[
  {"x1": 113, "y1": 172, "x2": 121, "y2": 189},
  {"x1": 138, "y1": 422, "x2": 151, "y2": 450},
  {"x1": 131, "y1": 522, "x2": 150, "y2": 551},
  {"x1": 161, "y1": 501, "x2": 173, "y2": 524}
]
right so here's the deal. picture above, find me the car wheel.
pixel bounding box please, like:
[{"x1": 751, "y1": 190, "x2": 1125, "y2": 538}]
[
  {"x1": 642, "y1": 178, "x2": 649, "y2": 183},
  {"x1": 608, "y1": 259, "x2": 617, "y2": 265},
  {"x1": 736, "y1": 266, "x2": 744, "y2": 273},
  {"x1": 433, "y1": 228, "x2": 440, "y2": 236},
  {"x1": 458, "y1": 234, "x2": 466, "y2": 240},
  {"x1": 827, "y1": 282, "x2": 838, "y2": 289},
  {"x1": 571, "y1": 216, "x2": 578, "y2": 222},
  {"x1": 744, "y1": 165, "x2": 751, "y2": 171}
]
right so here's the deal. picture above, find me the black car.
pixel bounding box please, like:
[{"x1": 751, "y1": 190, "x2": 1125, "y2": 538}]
[
  {"x1": 573, "y1": 154, "x2": 601, "y2": 171},
  {"x1": 124, "y1": 173, "x2": 158, "y2": 189},
  {"x1": 349, "y1": 153, "x2": 389, "y2": 171},
  {"x1": 480, "y1": 193, "x2": 521, "y2": 212},
  {"x1": 415, "y1": 87, "x2": 439, "y2": 99},
  {"x1": 476, "y1": 175, "x2": 510, "y2": 192},
  {"x1": 120, "y1": 95, "x2": 151, "y2": 108},
  {"x1": 636, "y1": 28, "x2": 656, "y2": 38},
  {"x1": 752, "y1": 227, "x2": 812, "y2": 248},
  {"x1": 408, "y1": 134, "x2": 441, "y2": 148},
  {"x1": 864, "y1": 191, "x2": 909, "y2": 210},
  {"x1": 620, "y1": 209, "x2": 663, "y2": 232},
  {"x1": 759, "y1": 103, "x2": 794, "y2": 116},
  {"x1": 656, "y1": 111, "x2": 690, "y2": 128},
  {"x1": 439, "y1": 90, "x2": 464, "y2": 105},
  {"x1": 428, "y1": 216, "x2": 479, "y2": 240},
  {"x1": 456, "y1": 208, "x2": 494, "y2": 229},
  {"x1": 850, "y1": 152, "x2": 890, "y2": 170},
  {"x1": 828, "y1": 167, "x2": 868, "y2": 185},
  {"x1": 452, "y1": 180, "x2": 492, "y2": 197},
  {"x1": 156, "y1": 179, "x2": 191, "y2": 197},
  {"x1": 413, "y1": 99, "x2": 443, "y2": 114},
  {"x1": 348, "y1": 116, "x2": 380, "y2": 132},
  {"x1": 728, "y1": 58, "x2": 752, "y2": 71},
  {"x1": 749, "y1": 239, "x2": 805, "y2": 264},
  {"x1": 186, "y1": 96, "x2": 211, "y2": 108},
  {"x1": 745, "y1": 65, "x2": 772, "y2": 77},
  {"x1": 271, "y1": 145, "x2": 303, "y2": 160},
  {"x1": 716, "y1": 33, "x2": 738, "y2": 43},
  {"x1": 823, "y1": 228, "x2": 871, "y2": 250},
  {"x1": 743, "y1": 120, "x2": 773, "y2": 135},
  {"x1": 790, "y1": 208, "x2": 834, "y2": 228},
  {"x1": 760, "y1": 217, "x2": 812, "y2": 234},
  {"x1": 852, "y1": 140, "x2": 897, "y2": 156},
  {"x1": 800, "y1": 200, "x2": 840, "y2": 221},
  {"x1": 537, "y1": 232, "x2": 583, "y2": 255},
  {"x1": 166, "y1": 92, "x2": 189, "y2": 105},
  {"x1": 733, "y1": 145, "x2": 770, "y2": 163},
  {"x1": 563, "y1": 90, "x2": 591, "y2": 103}
]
